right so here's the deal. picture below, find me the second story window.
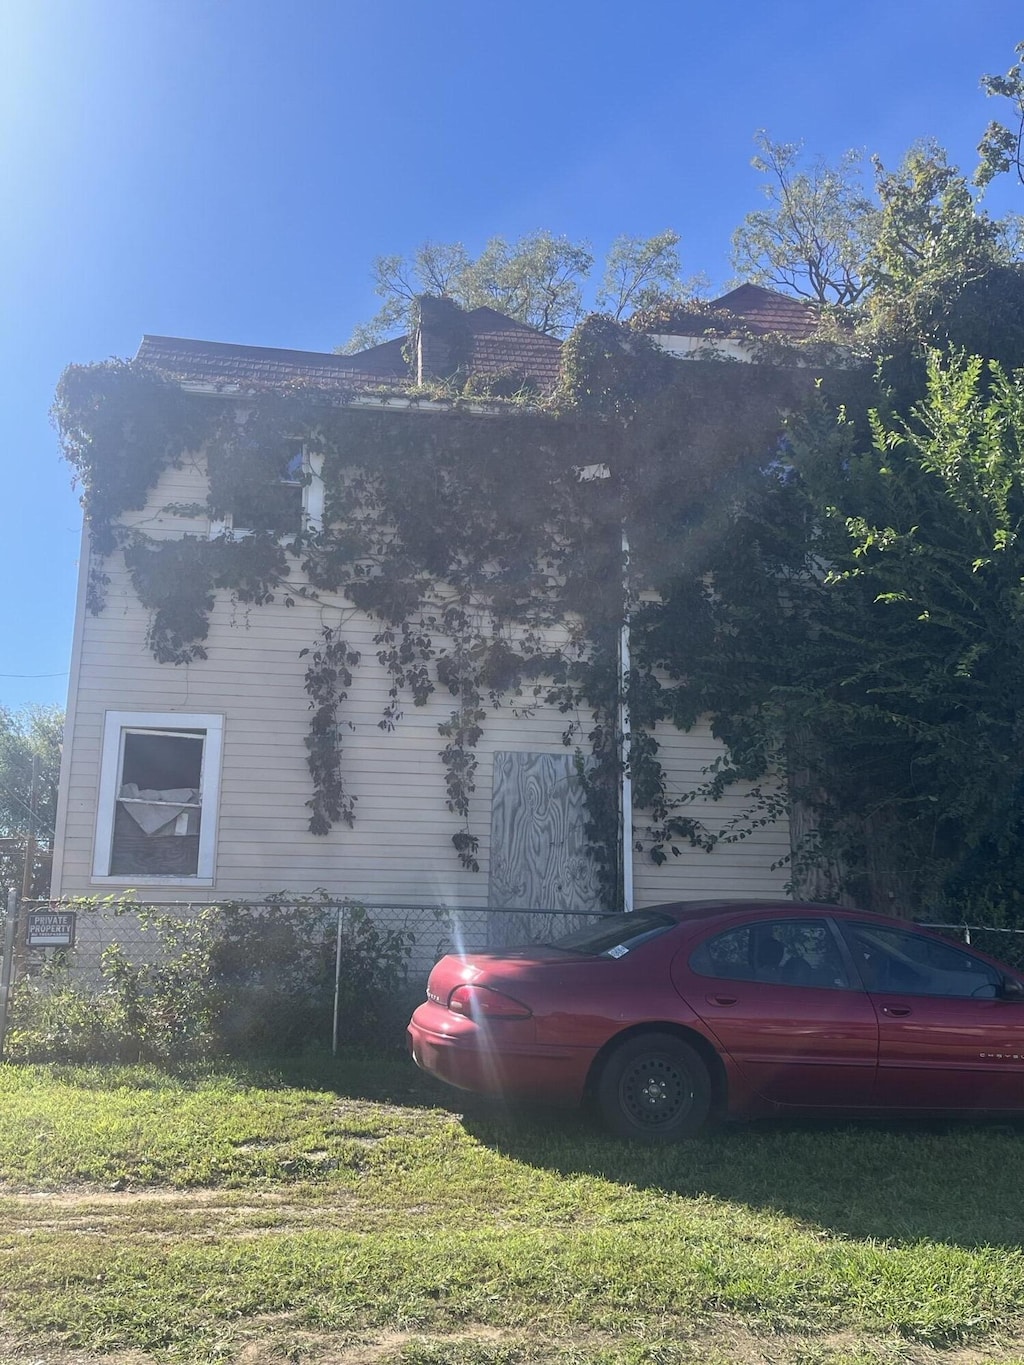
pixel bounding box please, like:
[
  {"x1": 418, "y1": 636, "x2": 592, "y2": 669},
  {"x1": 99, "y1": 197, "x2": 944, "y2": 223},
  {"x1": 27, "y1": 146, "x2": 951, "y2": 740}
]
[{"x1": 224, "y1": 439, "x2": 306, "y2": 536}]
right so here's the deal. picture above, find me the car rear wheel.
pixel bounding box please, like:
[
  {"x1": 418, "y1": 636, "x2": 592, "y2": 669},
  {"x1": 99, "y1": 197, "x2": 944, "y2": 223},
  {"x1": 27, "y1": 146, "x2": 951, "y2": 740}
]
[{"x1": 597, "y1": 1033, "x2": 712, "y2": 1141}]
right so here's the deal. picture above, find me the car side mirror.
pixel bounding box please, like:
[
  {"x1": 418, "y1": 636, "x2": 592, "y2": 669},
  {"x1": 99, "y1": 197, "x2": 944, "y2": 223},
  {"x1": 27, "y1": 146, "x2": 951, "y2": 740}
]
[{"x1": 999, "y1": 975, "x2": 1024, "y2": 1001}]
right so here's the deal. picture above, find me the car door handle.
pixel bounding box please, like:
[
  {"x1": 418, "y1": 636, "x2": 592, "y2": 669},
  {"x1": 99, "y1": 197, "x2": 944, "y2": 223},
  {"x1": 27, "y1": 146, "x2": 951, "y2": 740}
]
[
  {"x1": 707, "y1": 994, "x2": 737, "y2": 1007},
  {"x1": 881, "y1": 1005, "x2": 912, "y2": 1017}
]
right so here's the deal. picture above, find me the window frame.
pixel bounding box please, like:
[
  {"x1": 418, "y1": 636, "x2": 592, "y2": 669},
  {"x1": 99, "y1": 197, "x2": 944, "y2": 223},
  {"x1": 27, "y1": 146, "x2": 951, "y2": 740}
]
[
  {"x1": 209, "y1": 441, "x2": 324, "y2": 539},
  {"x1": 92, "y1": 711, "x2": 224, "y2": 885},
  {"x1": 689, "y1": 916, "x2": 856, "y2": 991},
  {"x1": 838, "y1": 920, "x2": 1004, "y2": 999}
]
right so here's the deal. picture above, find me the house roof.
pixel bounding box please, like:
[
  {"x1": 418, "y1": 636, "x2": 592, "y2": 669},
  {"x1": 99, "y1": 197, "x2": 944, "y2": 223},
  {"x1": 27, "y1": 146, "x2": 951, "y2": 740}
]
[
  {"x1": 135, "y1": 335, "x2": 402, "y2": 389},
  {"x1": 331, "y1": 334, "x2": 409, "y2": 380},
  {"x1": 136, "y1": 305, "x2": 564, "y2": 397},
  {"x1": 135, "y1": 286, "x2": 819, "y2": 399},
  {"x1": 657, "y1": 284, "x2": 822, "y2": 341},
  {"x1": 454, "y1": 306, "x2": 563, "y2": 392}
]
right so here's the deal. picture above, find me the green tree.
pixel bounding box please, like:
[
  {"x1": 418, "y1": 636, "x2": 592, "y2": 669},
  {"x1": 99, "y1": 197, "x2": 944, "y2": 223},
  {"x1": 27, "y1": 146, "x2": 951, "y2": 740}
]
[
  {"x1": 868, "y1": 141, "x2": 1005, "y2": 334},
  {"x1": 342, "y1": 230, "x2": 696, "y2": 351},
  {"x1": 344, "y1": 241, "x2": 473, "y2": 351},
  {"x1": 637, "y1": 350, "x2": 1024, "y2": 917},
  {"x1": 622, "y1": 130, "x2": 1024, "y2": 917},
  {"x1": 977, "y1": 40, "x2": 1024, "y2": 188},
  {"x1": 596, "y1": 229, "x2": 702, "y2": 319},
  {"x1": 731, "y1": 134, "x2": 1019, "y2": 328},
  {"x1": 0, "y1": 705, "x2": 63, "y2": 899},
  {"x1": 731, "y1": 131, "x2": 878, "y2": 306},
  {"x1": 461, "y1": 232, "x2": 594, "y2": 335}
]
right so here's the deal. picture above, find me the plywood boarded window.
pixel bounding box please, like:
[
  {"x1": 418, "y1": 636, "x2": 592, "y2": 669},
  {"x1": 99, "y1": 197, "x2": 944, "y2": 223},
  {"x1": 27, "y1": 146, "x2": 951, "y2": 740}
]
[
  {"x1": 93, "y1": 712, "x2": 224, "y2": 884},
  {"x1": 487, "y1": 751, "x2": 603, "y2": 945}
]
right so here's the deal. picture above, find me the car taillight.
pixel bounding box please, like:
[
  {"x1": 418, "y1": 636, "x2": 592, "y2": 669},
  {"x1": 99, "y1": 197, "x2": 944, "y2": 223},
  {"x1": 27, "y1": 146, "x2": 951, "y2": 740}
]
[{"x1": 448, "y1": 984, "x2": 532, "y2": 1019}]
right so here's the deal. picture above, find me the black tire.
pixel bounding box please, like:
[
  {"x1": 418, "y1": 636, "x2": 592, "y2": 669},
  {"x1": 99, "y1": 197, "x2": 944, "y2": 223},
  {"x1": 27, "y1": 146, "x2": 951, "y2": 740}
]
[{"x1": 596, "y1": 1032, "x2": 712, "y2": 1141}]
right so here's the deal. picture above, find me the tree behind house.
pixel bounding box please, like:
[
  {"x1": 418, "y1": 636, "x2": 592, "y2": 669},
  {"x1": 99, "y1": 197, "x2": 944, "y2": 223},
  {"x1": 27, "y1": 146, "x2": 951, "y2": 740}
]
[
  {"x1": 0, "y1": 705, "x2": 63, "y2": 898},
  {"x1": 341, "y1": 229, "x2": 700, "y2": 351},
  {"x1": 731, "y1": 131, "x2": 878, "y2": 306}
]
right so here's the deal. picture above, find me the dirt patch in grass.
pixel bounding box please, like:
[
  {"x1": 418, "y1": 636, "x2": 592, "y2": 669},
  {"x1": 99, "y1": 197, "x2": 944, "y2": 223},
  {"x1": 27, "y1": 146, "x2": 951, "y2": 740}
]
[
  {"x1": 225, "y1": 1322, "x2": 1024, "y2": 1364},
  {"x1": 5, "y1": 1322, "x2": 1024, "y2": 1365},
  {"x1": 15, "y1": 1188, "x2": 287, "y2": 1206},
  {"x1": 0, "y1": 1343, "x2": 160, "y2": 1365},
  {"x1": 3, "y1": 1187, "x2": 361, "y2": 1240}
]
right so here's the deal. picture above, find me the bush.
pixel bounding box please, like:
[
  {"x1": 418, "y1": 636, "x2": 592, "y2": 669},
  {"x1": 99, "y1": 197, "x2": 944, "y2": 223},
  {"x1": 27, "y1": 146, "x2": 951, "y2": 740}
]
[
  {"x1": 5, "y1": 976, "x2": 132, "y2": 1064},
  {"x1": 6, "y1": 895, "x2": 413, "y2": 1064},
  {"x1": 210, "y1": 896, "x2": 413, "y2": 1052}
]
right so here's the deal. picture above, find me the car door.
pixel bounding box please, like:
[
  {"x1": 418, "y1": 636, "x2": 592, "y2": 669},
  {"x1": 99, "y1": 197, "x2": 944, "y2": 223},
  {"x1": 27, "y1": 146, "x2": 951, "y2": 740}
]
[
  {"x1": 671, "y1": 916, "x2": 878, "y2": 1106},
  {"x1": 838, "y1": 921, "x2": 1024, "y2": 1111}
]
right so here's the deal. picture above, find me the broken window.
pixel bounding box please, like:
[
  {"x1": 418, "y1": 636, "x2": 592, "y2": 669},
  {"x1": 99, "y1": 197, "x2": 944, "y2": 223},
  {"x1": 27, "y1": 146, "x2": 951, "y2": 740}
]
[
  {"x1": 110, "y1": 730, "x2": 204, "y2": 876},
  {"x1": 93, "y1": 712, "x2": 224, "y2": 882}
]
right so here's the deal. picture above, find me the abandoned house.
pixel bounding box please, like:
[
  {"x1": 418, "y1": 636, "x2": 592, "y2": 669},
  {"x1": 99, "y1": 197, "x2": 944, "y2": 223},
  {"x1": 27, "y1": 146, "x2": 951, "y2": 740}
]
[{"x1": 49, "y1": 286, "x2": 820, "y2": 921}]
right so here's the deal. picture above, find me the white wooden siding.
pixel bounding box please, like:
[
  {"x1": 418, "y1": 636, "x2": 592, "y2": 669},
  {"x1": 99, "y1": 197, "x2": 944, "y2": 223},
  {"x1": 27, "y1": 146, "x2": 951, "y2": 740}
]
[{"x1": 53, "y1": 453, "x2": 792, "y2": 906}]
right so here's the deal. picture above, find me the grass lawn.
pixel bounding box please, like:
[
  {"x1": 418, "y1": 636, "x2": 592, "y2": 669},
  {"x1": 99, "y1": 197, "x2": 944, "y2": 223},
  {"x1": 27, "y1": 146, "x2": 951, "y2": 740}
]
[{"x1": 2, "y1": 1048, "x2": 1024, "y2": 1365}]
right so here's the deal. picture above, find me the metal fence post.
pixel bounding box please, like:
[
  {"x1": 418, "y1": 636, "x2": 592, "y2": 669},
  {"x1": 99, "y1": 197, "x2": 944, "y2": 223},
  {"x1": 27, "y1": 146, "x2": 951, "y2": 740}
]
[
  {"x1": 0, "y1": 888, "x2": 20, "y2": 1062},
  {"x1": 332, "y1": 903, "x2": 344, "y2": 1056}
]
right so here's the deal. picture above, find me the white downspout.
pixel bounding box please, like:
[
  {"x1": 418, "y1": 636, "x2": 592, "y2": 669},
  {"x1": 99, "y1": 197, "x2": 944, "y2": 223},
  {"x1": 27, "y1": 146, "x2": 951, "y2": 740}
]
[
  {"x1": 575, "y1": 463, "x2": 634, "y2": 913},
  {"x1": 619, "y1": 528, "x2": 633, "y2": 912}
]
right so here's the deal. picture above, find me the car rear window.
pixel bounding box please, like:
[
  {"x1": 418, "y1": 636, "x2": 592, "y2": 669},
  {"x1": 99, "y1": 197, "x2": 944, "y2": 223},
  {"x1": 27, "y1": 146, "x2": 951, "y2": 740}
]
[
  {"x1": 548, "y1": 911, "x2": 676, "y2": 958},
  {"x1": 690, "y1": 918, "x2": 852, "y2": 989}
]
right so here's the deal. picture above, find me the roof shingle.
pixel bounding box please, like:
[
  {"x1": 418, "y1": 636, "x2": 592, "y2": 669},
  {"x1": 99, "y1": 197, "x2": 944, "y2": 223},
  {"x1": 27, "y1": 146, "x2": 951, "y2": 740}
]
[
  {"x1": 657, "y1": 284, "x2": 821, "y2": 340},
  {"x1": 135, "y1": 286, "x2": 816, "y2": 397},
  {"x1": 136, "y1": 305, "x2": 564, "y2": 397},
  {"x1": 135, "y1": 335, "x2": 399, "y2": 389}
]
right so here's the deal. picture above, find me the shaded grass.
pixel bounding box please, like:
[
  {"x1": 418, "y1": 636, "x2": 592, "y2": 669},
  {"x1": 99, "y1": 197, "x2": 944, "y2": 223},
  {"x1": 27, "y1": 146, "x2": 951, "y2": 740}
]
[{"x1": 2, "y1": 1050, "x2": 1024, "y2": 1362}]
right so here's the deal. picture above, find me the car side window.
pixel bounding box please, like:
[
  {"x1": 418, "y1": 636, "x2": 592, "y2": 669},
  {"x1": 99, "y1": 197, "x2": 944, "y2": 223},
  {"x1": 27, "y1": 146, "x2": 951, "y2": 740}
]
[
  {"x1": 841, "y1": 923, "x2": 1002, "y2": 998},
  {"x1": 690, "y1": 919, "x2": 851, "y2": 989}
]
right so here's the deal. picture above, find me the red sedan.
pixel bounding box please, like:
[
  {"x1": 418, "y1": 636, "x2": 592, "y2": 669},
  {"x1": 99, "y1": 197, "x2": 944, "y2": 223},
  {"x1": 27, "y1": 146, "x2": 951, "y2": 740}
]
[{"x1": 407, "y1": 900, "x2": 1024, "y2": 1140}]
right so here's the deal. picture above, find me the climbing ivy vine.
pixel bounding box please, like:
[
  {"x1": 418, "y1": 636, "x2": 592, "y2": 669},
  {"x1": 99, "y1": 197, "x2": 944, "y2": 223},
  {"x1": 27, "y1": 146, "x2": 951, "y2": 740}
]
[{"x1": 52, "y1": 313, "x2": 826, "y2": 900}]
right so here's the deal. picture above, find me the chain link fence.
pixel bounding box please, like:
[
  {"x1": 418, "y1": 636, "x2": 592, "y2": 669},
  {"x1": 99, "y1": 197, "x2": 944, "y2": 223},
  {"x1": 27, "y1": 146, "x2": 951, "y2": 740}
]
[
  {"x1": 6, "y1": 896, "x2": 1024, "y2": 976},
  {"x1": 6, "y1": 893, "x2": 1024, "y2": 1063},
  {"x1": 10, "y1": 897, "x2": 602, "y2": 981},
  {"x1": 919, "y1": 922, "x2": 1024, "y2": 973},
  {"x1": 6, "y1": 897, "x2": 1024, "y2": 985},
  {"x1": 0, "y1": 893, "x2": 609, "y2": 1061}
]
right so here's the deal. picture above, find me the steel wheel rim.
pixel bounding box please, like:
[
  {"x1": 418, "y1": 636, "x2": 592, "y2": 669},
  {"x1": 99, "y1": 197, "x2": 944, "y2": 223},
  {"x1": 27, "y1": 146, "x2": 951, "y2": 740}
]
[{"x1": 620, "y1": 1053, "x2": 693, "y2": 1129}]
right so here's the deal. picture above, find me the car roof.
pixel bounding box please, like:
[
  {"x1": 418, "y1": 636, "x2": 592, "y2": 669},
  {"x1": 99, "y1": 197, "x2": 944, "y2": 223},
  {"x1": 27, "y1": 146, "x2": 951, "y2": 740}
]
[
  {"x1": 649, "y1": 899, "x2": 840, "y2": 919},
  {"x1": 645, "y1": 899, "x2": 921, "y2": 933},
  {"x1": 635, "y1": 899, "x2": 1019, "y2": 975},
  {"x1": 645, "y1": 898, "x2": 1007, "y2": 950}
]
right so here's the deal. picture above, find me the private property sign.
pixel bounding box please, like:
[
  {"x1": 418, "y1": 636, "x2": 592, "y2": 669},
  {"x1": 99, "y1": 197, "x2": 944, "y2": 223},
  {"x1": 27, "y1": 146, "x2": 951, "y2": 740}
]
[{"x1": 25, "y1": 911, "x2": 76, "y2": 948}]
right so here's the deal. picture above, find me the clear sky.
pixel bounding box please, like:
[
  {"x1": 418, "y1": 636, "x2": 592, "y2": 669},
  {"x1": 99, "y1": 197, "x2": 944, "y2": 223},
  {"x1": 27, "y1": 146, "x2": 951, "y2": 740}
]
[{"x1": 2, "y1": 0, "x2": 1022, "y2": 712}]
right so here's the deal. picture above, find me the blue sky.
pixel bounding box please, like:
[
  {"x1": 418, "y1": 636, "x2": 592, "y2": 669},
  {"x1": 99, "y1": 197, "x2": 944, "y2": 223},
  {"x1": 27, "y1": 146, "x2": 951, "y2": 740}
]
[{"x1": 2, "y1": 0, "x2": 1022, "y2": 712}]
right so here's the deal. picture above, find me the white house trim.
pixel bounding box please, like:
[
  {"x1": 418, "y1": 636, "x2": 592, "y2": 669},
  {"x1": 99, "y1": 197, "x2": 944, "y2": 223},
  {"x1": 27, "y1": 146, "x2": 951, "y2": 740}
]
[
  {"x1": 650, "y1": 334, "x2": 756, "y2": 362},
  {"x1": 91, "y1": 711, "x2": 225, "y2": 886},
  {"x1": 49, "y1": 523, "x2": 92, "y2": 898}
]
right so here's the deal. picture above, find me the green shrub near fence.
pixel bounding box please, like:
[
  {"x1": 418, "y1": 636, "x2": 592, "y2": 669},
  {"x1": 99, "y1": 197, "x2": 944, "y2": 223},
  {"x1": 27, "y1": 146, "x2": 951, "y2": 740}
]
[
  {"x1": 5, "y1": 895, "x2": 413, "y2": 1064},
  {"x1": 12, "y1": 896, "x2": 1024, "y2": 1068}
]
